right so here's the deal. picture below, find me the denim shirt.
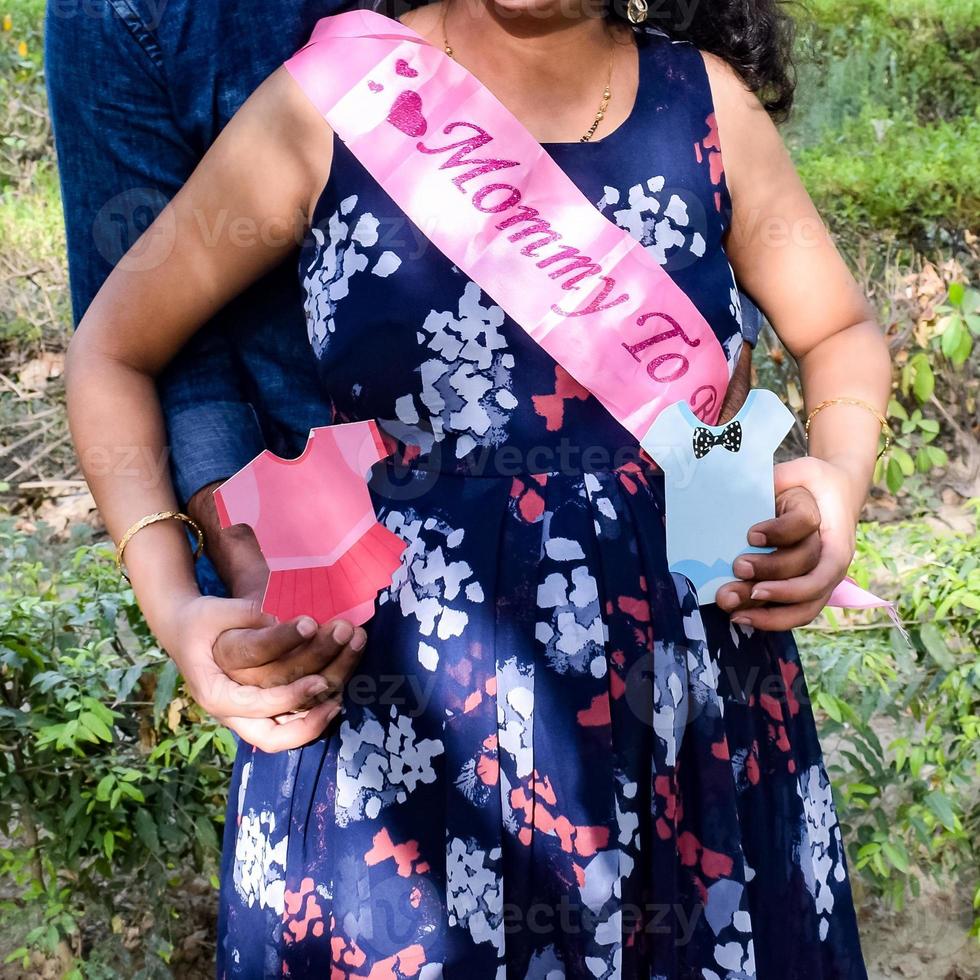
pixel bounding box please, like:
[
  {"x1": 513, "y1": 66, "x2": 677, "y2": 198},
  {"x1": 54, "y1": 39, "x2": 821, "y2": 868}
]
[
  {"x1": 46, "y1": 0, "x2": 762, "y2": 506},
  {"x1": 45, "y1": 0, "x2": 350, "y2": 503}
]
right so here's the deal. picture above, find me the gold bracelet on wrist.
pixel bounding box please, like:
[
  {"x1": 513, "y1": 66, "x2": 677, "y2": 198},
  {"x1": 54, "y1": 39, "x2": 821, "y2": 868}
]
[
  {"x1": 115, "y1": 511, "x2": 204, "y2": 580},
  {"x1": 805, "y1": 397, "x2": 892, "y2": 459}
]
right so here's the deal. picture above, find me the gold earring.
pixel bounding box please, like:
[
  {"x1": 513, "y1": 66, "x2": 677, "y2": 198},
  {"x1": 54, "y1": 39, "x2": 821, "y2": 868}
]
[{"x1": 627, "y1": 0, "x2": 648, "y2": 24}]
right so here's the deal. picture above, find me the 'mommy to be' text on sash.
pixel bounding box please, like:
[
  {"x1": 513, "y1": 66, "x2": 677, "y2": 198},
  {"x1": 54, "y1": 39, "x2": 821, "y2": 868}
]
[{"x1": 285, "y1": 10, "x2": 731, "y2": 442}]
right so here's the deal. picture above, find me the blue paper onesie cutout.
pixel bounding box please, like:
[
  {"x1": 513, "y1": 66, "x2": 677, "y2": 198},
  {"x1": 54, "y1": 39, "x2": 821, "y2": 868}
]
[{"x1": 641, "y1": 388, "x2": 795, "y2": 605}]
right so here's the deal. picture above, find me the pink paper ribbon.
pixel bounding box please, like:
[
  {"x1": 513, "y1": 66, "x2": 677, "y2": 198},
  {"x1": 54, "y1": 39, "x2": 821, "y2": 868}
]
[{"x1": 828, "y1": 577, "x2": 908, "y2": 640}]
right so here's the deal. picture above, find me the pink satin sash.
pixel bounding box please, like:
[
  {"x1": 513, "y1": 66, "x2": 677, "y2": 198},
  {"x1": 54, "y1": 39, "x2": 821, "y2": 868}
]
[
  {"x1": 284, "y1": 11, "x2": 903, "y2": 633},
  {"x1": 285, "y1": 10, "x2": 731, "y2": 439}
]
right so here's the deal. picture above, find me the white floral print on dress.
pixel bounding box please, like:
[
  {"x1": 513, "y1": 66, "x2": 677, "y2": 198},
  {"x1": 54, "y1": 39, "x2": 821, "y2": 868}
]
[
  {"x1": 392, "y1": 281, "x2": 518, "y2": 458},
  {"x1": 495, "y1": 655, "x2": 535, "y2": 780},
  {"x1": 535, "y1": 522, "x2": 607, "y2": 677},
  {"x1": 795, "y1": 763, "x2": 849, "y2": 942},
  {"x1": 232, "y1": 761, "x2": 289, "y2": 914},
  {"x1": 379, "y1": 509, "x2": 484, "y2": 667},
  {"x1": 336, "y1": 705, "x2": 445, "y2": 826},
  {"x1": 302, "y1": 194, "x2": 401, "y2": 354},
  {"x1": 597, "y1": 178, "x2": 707, "y2": 267},
  {"x1": 446, "y1": 837, "x2": 505, "y2": 955}
]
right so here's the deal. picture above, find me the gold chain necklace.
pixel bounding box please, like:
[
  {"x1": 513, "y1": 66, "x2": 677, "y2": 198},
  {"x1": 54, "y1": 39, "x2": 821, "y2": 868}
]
[{"x1": 441, "y1": 10, "x2": 614, "y2": 143}]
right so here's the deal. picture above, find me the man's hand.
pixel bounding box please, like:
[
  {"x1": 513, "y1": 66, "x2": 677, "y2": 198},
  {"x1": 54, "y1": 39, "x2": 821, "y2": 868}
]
[
  {"x1": 188, "y1": 479, "x2": 270, "y2": 600},
  {"x1": 212, "y1": 605, "x2": 366, "y2": 714},
  {"x1": 717, "y1": 341, "x2": 753, "y2": 424},
  {"x1": 716, "y1": 457, "x2": 857, "y2": 631},
  {"x1": 186, "y1": 479, "x2": 370, "y2": 738}
]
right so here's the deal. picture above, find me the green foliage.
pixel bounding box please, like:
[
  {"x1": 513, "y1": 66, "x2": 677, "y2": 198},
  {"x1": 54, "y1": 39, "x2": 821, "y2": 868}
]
[
  {"x1": 935, "y1": 281, "x2": 980, "y2": 368},
  {"x1": 882, "y1": 278, "x2": 980, "y2": 495},
  {"x1": 760, "y1": 273, "x2": 979, "y2": 502},
  {"x1": 792, "y1": 0, "x2": 980, "y2": 138},
  {"x1": 881, "y1": 399, "x2": 947, "y2": 497},
  {"x1": 0, "y1": 165, "x2": 67, "y2": 347},
  {"x1": 0, "y1": 4, "x2": 71, "y2": 352},
  {"x1": 787, "y1": 0, "x2": 979, "y2": 252},
  {"x1": 0, "y1": 2, "x2": 46, "y2": 193},
  {"x1": 804, "y1": 0, "x2": 980, "y2": 35},
  {"x1": 801, "y1": 505, "x2": 980, "y2": 919},
  {"x1": 0, "y1": 521, "x2": 234, "y2": 971},
  {"x1": 796, "y1": 112, "x2": 980, "y2": 252}
]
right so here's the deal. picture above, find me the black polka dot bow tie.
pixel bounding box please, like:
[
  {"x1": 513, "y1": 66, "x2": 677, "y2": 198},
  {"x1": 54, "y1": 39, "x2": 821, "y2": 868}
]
[{"x1": 692, "y1": 420, "x2": 742, "y2": 459}]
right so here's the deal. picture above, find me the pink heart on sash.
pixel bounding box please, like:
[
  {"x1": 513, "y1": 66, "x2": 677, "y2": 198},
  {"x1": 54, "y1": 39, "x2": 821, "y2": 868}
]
[
  {"x1": 367, "y1": 80, "x2": 383, "y2": 92},
  {"x1": 386, "y1": 90, "x2": 427, "y2": 137},
  {"x1": 395, "y1": 58, "x2": 418, "y2": 77}
]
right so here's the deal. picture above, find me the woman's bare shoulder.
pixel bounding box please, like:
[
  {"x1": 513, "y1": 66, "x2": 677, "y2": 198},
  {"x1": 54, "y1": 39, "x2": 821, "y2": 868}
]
[
  {"x1": 700, "y1": 50, "x2": 769, "y2": 124},
  {"x1": 698, "y1": 50, "x2": 786, "y2": 203},
  {"x1": 242, "y1": 66, "x2": 335, "y2": 221}
]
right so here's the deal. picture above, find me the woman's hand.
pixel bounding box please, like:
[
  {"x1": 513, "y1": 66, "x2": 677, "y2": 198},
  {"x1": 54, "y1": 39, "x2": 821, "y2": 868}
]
[
  {"x1": 165, "y1": 595, "x2": 356, "y2": 752},
  {"x1": 717, "y1": 456, "x2": 860, "y2": 631}
]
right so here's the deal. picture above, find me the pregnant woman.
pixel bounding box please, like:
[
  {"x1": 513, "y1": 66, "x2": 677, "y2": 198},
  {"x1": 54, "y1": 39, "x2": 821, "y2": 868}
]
[{"x1": 66, "y1": 0, "x2": 890, "y2": 976}]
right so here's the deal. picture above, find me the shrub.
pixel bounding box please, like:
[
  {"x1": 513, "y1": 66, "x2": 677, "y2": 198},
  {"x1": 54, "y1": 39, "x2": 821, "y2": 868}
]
[
  {"x1": 796, "y1": 111, "x2": 980, "y2": 253},
  {"x1": 801, "y1": 504, "x2": 980, "y2": 928},
  {"x1": 786, "y1": 0, "x2": 979, "y2": 253},
  {"x1": 0, "y1": 521, "x2": 234, "y2": 974},
  {"x1": 791, "y1": 0, "x2": 980, "y2": 136}
]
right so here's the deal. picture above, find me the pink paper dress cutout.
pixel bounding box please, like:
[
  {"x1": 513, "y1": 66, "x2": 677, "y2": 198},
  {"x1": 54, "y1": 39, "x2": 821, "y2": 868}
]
[{"x1": 213, "y1": 420, "x2": 407, "y2": 626}]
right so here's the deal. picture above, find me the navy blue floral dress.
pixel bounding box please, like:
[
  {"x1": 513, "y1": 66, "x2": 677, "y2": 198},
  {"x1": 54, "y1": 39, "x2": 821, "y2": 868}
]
[{"x1": 216, "y1": 25, "x2": 867, "y2": 980}]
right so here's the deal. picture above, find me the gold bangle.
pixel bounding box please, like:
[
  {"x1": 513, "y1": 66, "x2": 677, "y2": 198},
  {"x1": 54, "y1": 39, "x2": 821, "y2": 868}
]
[
  {"x1": 805, "y1": 397, "x2": 892, "y2": 459},
  {"x1": 115, "y1": 511, "x2": 204, "y2": 579}
]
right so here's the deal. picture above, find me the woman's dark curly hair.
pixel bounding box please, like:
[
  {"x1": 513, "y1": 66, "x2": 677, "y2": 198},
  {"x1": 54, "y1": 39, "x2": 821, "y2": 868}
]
[{"x1": 610, "y1": 0, "x2": 798, "y2": 119}]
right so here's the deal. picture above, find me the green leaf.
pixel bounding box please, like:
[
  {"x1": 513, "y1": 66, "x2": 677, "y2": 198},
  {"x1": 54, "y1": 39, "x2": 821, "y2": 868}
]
[
  {"x1": 154, "y1": 659, "x2": 180, "y2": 722},
  {"x1": 911, "y1": 360, "x2": 935, "y2": 402},
  {"x1": 914, "y1": 447, "x2": 933, "y2": 473},
  {"x1": 919, "y1": 623, "x2": 955, "y2": 670},
  {"x1": 118, "y1": 782, "x2": 145, "y2": 803},
  {"x1": 887, "y1": 398, "x2": 908, "y2": 421},
  {"x1": 940, "y1": 316, "x2": 974, "y2": 367},
  {"x1": 134, "y1": 808, "x2": 160, "y2": 852},
  {"x1": 79, "y1": 711, "x2": 113, "y2": 742},
  {"x1": 885, "y1": 457, "x2": 904, "y2": 494},
  {"x1": 881, "y1": 840, "x2": 910, "y2": 873},
  {"x1": 213, "y1": 726, "x2": 238, "y2": 760},
  {"x1": 83, "y1": 697, "x2": 118, "y2": 726},
  {"x1": 187, "y1": 730, "x2": 213, "y2": 764},
  {"x1": 948, "y1": 281, "x2": 965, "y2": 306},
  {"x1": 816, "y1": 690, "x2": 842, "y2": 722},
  {"x1": 892, "y1": 447, "x2": 915, "y2": 476},
  {"x1": 195, "y1": 815, "x2": 219, "y2": 852},
  {"x1": 924, "y1": 791, "x2": 958, "y2": 832},
  {"x1": 95, "y1": 775, "x2": 114, "y2": 803}
]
